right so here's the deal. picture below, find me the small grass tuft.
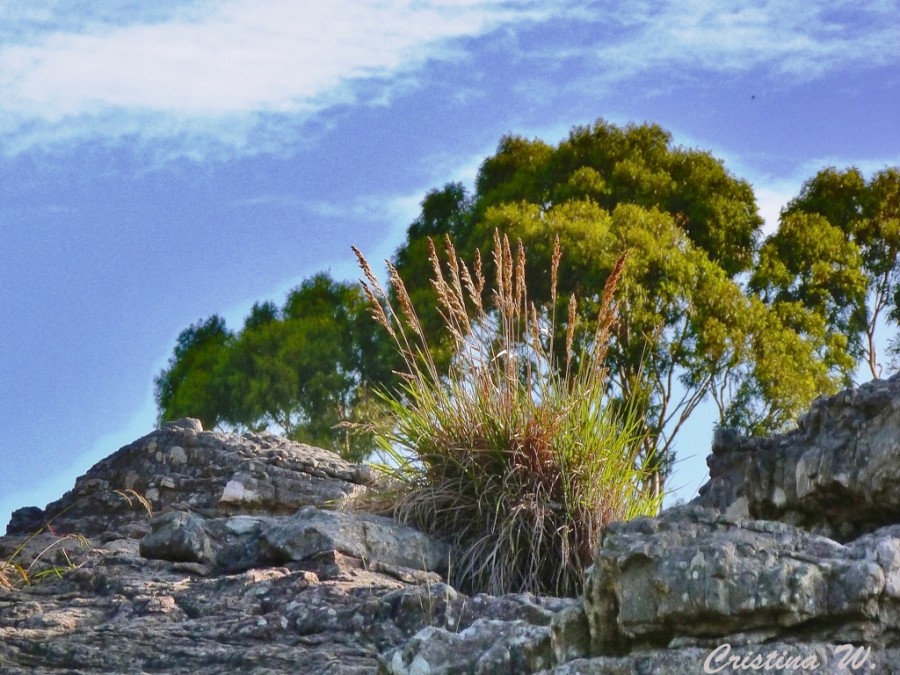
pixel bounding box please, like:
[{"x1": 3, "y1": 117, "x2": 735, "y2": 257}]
[
  {"x1": 113, "y1": 488, "x2": 154, "y2": 518},
  {"x1": 352, "y1": 231, "x2": 661, "y2": 597},
  {"x1": 0, "y1": 517, "x2": 89, "y2": 590}
]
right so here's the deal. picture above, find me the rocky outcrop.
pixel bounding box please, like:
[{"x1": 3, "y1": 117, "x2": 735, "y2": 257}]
[
  {"x1": 6, "y1": 418, "x2": 376, "y2": 540},
  {"x1": 0, "y1": 419, "x2": 562, "y2": 673},
  {"x1": 543, "y1": 372, "x2": 900, "y2": 674},
  {"x1": 4, "y1": 371, "x2": 900, "y2": 673},
  {"x1": 563, "y1": 507, "x2": 900, "y2": 672},
  {"x1": 695, "y1": 375, "x2": 900, "y2": 540},
  {"x1": 138, "y1": 505, "x2": 450, "y2": 576}
]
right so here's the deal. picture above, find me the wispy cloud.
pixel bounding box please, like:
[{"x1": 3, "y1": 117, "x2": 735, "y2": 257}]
[
  {"x1": 590, "y1": 0, "x2": 900, "y2": 82},
  {"x1": 2, "y1": 1, "x2": 897, "y2": 160},
  {"x1": 754, "y1": 183, "x2": 799, "y2": 235},
  {"x1": 0, "y1": 0, "x2": 549, "y2": 157}
]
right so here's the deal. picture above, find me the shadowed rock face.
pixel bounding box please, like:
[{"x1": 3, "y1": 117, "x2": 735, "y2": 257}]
[{"x1": 4, "y1": 372, "x2": 900, "y2": 674}]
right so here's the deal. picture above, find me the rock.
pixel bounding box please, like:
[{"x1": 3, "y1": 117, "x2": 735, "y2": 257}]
[
  {"x1": 1, "y1": 420, "x2": 565, "y2": 673},
  {"x1": 0, "y1": 539, "x2": 568, "y2": 673},
  {"x1": 695, "y1": 372, "x2": 900, "y2": 540},
  {"x1": 138, "y1": 505, "x2": 450, "y2": 576},
  {"x1": 6, "y1": 418, "x2": 375, "y2": 539},
  {"x1": 383, "y1": 619, "x2": 553, "y2": 674},
  {"x1": 139, "y1": 510, "x2": 214, "y2": 564},
  {"x1": 550, "y1": 604, "x2": 591, "y2": 664},
  {"x1": 381, "y1": 593, "x2": 575, "y2": 674},
  {"x1": 5, "y1": 507, "x2": 45, "y2": 536},
  {"x1": 580, "y1": 506, "x2": 895, "y2": 654},
  {"x1": 7, "y1": 371, "x2": 900, "y2": 673},
  {"x1": 544, "y1": 375, "x2": 900, "y2": 674},
  {"x1": 2, "y1": 548, "x2": 405, "y2": 673}
]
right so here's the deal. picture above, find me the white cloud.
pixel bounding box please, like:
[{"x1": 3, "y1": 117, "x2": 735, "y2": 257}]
[
  {"x1": 2, "y1": 0, "x2": 897, "y2": 160},
  {"x1": 0, "y1": 0, "x2": 549, "y2": 156},
  {"x1": 589, "y1": 0, "x2": 900, "y2": 83}
]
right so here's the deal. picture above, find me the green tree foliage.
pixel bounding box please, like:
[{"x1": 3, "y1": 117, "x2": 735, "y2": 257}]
[
  {"x1": 154, "y1": 274, "x2": 399, "y2": 462},
  {"x1": 392, "y1": 182, "x2": 474, "y2": 369},
  {"x1": 752, "y1": 167, "x2": 900, "y2": 379},
  {"x1": 153, "y1": 118, "x2": 898, "y2": 501},
  {"x1": 154, "y1": 315, "x2": 232, "y2": 430},
  {"x1": 391, "y1": 119, "x2": 838, "y2": 498},
  {"x1": 473, "y1": 121, "x2": 761, "y2": 275}
]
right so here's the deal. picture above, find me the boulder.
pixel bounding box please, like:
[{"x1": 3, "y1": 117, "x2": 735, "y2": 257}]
[
  {"x1": 138, "y1": 505, "x2": 450, "y2": 576},
  {"x1": 695, "y1": 373, "x2": 900, "y2": 540},
  {"x1": 576, "y1": 507, "x2": 899, "y2": 666},
  {"x1": 6, "y1": 418, "x2": 375, "y2": 540}
]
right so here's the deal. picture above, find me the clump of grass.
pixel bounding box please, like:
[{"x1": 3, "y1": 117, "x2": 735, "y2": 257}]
[
  {"x1": 0, "y1": 525, "x2": 89, "y2": 590},
  {"x1": 352, "y1": 231, "x2": 661, "y2": 597}
]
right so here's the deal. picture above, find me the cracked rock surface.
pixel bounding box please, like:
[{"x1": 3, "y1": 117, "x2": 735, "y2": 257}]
[
  {"x1": 548, "y1": 373, "x2": 900, "y2": 674},
  {"x1": 5, "y1": 373, "x2": 900, "y2": 674},
  {"x1": 1, "y1": 420, "x2": 565, "y2": 674}
]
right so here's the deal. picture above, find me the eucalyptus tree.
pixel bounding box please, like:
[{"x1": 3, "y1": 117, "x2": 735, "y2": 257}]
[
  {"x1": 154, "y1": 315, "x2": 233, "y2": 431},
  {"x1": 392, "y1": 119, "x2": 837, "y2": 498},
  {"x1": 752, "y1": 167, "x2": 900, "y2": 380},
  {"x1": 154, "y1": 274, "x2": 398, "y2": 463}
]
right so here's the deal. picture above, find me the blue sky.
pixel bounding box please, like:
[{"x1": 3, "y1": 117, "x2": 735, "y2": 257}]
[{"x1": 2, "y1": 1, "x2": 899, "y2": 528}]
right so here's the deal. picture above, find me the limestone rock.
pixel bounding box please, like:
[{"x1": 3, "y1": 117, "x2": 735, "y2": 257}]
[
  {"x1": 578, "y1": 507, "x2": 896, "y2": 658},
  {"x1": 383, "y1": 620, "x2": 553, "y2": 674},
  {"x1": 544, "y1": 375, "x2": 900, "y2": 674},
  {"x1": 0, "y1": 537, "x2": 570, "y2": 674},
  {"x1": 696, "y1": 372, "x2": 900, "y2": 540},
  {"x1": 7, "y1": 371, "x2": 900, "y2": 673},
  {"x1": 138, "y1": 505, "x2": 450, "y2": 576},
  {"x1": 6, "y1": 418, "x2": 375, "y2": 539},
  {"x1": 139, "y1": 510, "x2": 214, "y2": 564},
  {"x1": 1, "y1": 420, "x2": 563, "y2": 673},
  {"x1": 381, "y1": 593, "x2": 574, "y2": 674},
  {"x1": 2, "y1": 546, "x2": 411, "y2": 674}
]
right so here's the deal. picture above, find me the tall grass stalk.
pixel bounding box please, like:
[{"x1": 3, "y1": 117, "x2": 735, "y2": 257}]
[{"x1": 352, "y1": 231, "x2": 661, "y2": 596}]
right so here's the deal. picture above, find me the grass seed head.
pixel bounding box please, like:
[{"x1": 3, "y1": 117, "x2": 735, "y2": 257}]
[{"x1": 352, "y1": 232, "x2": 658, "y2": 597}]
